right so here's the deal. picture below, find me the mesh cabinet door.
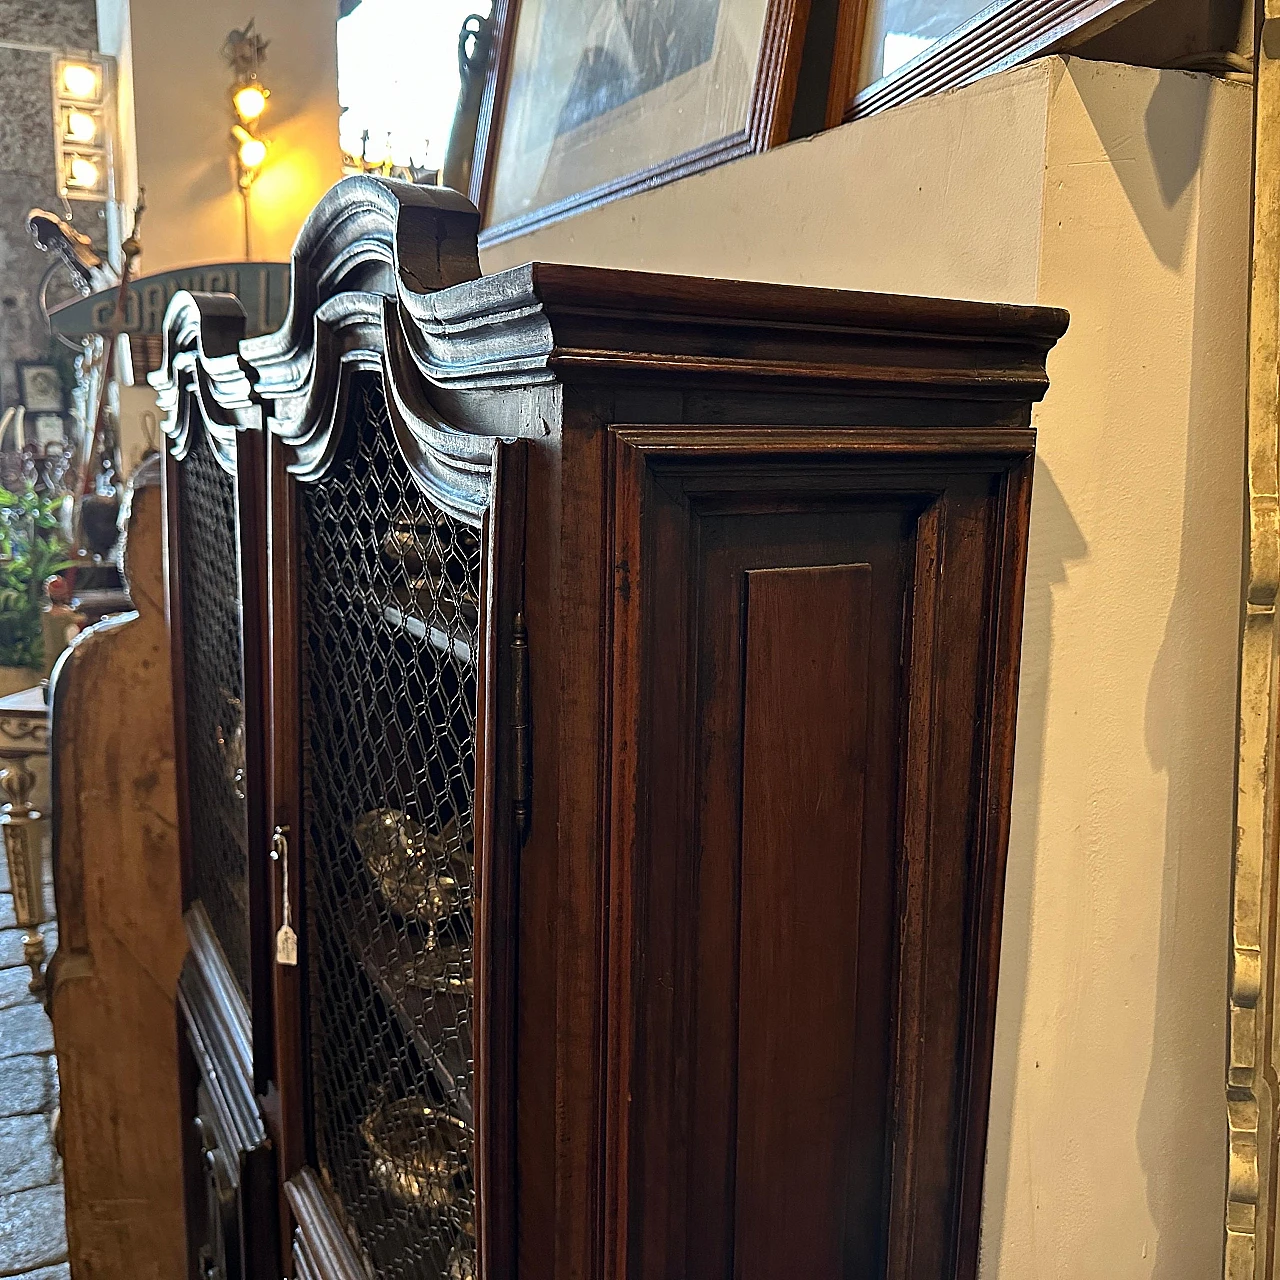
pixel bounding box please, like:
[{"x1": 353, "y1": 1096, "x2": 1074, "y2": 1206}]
[
  {"x1": 172, "y1": 421, "x2": 261, "y2": 1011},
  {"x1": 291, "y1": 373, "x2": 520, "y2": 1280}
]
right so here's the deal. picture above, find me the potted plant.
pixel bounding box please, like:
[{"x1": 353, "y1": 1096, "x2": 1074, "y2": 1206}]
[{"x1": 0, "y1": 483, "x2": 72, "y2": 694}]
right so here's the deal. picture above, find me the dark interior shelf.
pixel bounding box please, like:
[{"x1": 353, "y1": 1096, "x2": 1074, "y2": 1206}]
[
  {"x1": 380, "y1": 604, "x2": 473, "y2": 665},
  {"x1": 344, "y1": 912, "x2": 475, "y2": 1130}
]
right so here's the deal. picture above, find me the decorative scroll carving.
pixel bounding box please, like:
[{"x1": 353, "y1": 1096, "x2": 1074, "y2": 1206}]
[
  {"x1": 239, "y1": 176, "x2": 481, "y2": 479},
  {"x1": 1226, "y1": 10, "x2": 1280, "y2": 1278},
  {"x1": 150, "y1": 291, "x2": 251, "y2": 471},
  {"x1": 151, "y1": 173, "x2": 1069, "y2": 500},
  {"x1": 382, "y1": 297, "x2": 499, "y2": 523}
]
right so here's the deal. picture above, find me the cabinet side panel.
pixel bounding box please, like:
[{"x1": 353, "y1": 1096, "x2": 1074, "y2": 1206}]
[{"x1": 736, "y1": 564, "x2": 871, "y2": 1279}]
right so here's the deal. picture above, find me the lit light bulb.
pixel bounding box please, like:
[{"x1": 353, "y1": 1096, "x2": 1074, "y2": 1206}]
[
  {"x1": 233, "y1": 83, "x2": 268, "y2": 123},
  {"x1": 60, "y1": 63, "x2": 98, "y2": 100},
  {"x1": 238, "y1": 136, "x2": 267, "y2": 170},
  {"x1": 67, "y1": 155, "x2": 100, "y2": 189},
  {"x1": 65, "y1": 109, "x2": 97, "y2": 143}
]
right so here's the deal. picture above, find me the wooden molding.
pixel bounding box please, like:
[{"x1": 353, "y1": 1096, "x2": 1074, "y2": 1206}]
[
  {"x1": 846, "y1": 0, "x2": 1154, "y2": 120},
  {"x1": 286, "y1": 1170, "x2": 368, "y2": 1280},
  {"x1": 179, "y1": 903, "x2": 264, "y2": 1159},
  {"x1": 152, "y1": 178, "x2": 1068, "y2": 445},
  {"x1": 151, "y1": 292, "x2": 252, "y2": 467}
]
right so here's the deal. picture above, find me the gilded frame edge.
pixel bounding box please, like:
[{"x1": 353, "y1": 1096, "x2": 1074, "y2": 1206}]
[{"x1": 1226, "y1": 10, "x2": 1278, "y2": 1279}]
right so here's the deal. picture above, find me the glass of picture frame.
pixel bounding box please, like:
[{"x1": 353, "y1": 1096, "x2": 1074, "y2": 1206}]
[
  {"x1": 471, "y1": 0, "x2": 845, "y2": 242},
  {"x1": 845, "y1": 0, "x2": 1141, "y2": 120}
]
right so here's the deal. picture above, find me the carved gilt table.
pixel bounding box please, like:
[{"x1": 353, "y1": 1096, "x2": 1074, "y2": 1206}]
[{"x1": 0, "y1": 685, "x2": 50, "y2": 992}]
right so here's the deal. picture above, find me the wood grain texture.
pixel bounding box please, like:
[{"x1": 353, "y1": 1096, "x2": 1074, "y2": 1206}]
[
  {"x1": 47, "y1": 457, "x2": 187, "y2": 1280},
  {"x1": 152, "y1": 177, "x2": 1065, "y2": 1280},
  {"x1": 735, "y1": 564, "x2": 871, "y2": 1280},
  {"x1": 605, "y1": 429, "x2": 1035, "y2": 1280},
  {"x1": 474, "y1": 440, "x2": 528, "y2": 1280},
  {"x1": 266, "y1": 427, "x2": 307, "y2": 1274}
]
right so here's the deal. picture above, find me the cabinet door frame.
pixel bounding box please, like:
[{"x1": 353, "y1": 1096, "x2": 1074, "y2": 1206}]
[
  {"x1": 163, "y1": 413, "x2": 280, "y2": 1280},
  {"x1": 605, "y1": 424, "x2": 1035, "y2": 1280},
  {"x1": 266, "y1": 358, "x2": 526, "y2": 1280}
]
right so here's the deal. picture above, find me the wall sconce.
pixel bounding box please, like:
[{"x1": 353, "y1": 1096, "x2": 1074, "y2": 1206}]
[
  {"x1": 222, "y1": 20, "x2": 271, "y2": 255},
  {"x1": 53, "y1": 54, "x2": 109, "y2": 202}
]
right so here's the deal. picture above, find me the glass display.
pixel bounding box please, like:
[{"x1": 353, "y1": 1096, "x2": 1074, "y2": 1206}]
[{"x1": 301, "y1": 376, "x2": 481, "y2": 1279}]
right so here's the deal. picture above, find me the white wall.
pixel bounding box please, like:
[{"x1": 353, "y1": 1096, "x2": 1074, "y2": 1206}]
[
  {"x1": 993, "y1": 62, "x2": 1246, "y2": 1280},
  {"x1": 97, "y1": 0, "x2": 342, "y2": 274},
  {"x1": 96, "y1": 0, "x2": 344, "y2": 471},
  {"x1": 484, "y1": 57, "x2": 1249, "y2": 1279}
]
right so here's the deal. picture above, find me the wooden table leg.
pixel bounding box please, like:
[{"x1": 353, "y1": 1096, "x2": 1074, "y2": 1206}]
[{"x1": 1, "y1": 750, "x2": 45, "y2": 993}]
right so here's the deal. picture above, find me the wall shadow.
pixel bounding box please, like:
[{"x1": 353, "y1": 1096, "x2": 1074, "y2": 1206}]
[
  {"x1": 980, "y1": 458, "x2": 1087, "y2": 1267},
  {"x1": 1136, "y1": 98, "x2": 1246, "y2": 1277},
  {"x1": 1073, "y1": 61, "x2": 1211, "y2": 272}
]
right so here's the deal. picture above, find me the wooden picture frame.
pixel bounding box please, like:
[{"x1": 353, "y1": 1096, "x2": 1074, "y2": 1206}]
[
  {"x1": 16, "y1": 361, "x2": 65, "y2": 413},
  {"x1": 471, "y1": 0, "x2": 861, "y2": 245},
  {"x1": 843, "y1": 0, "x2": 1151, "y2": 120}
]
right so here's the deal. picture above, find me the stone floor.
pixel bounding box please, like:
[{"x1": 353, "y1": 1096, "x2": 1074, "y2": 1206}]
[{"x1": 0, "y1": 852, "x2": 66, "y2": 1280}]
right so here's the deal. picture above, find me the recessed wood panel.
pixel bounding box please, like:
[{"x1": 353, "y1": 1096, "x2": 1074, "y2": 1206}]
[
  {"x1": 609, "y1": 430, "x2": 1035, "y2": 1280},
  {"x1": 736, "y1": 564, "x2": 872, "y2": 1280}
]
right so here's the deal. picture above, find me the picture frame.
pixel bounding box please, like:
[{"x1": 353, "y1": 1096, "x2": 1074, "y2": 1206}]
[
  {"x1": 471, "y1": 0, "x2": 860, "y2": 245},
  {"x1": 16, "y1": 361, "x2": 65, "y2": 413},
  {"x1": 33, "y1": 414, "x2": 66, "y2": 447},
  {"x1": 844, "y1": 0, "x2": 1149, "y2": 121}
]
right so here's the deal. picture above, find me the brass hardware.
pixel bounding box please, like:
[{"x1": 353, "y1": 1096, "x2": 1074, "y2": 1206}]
[
  {"x1": 271, "y1": 824, "x2": 297, "y2": 966},
  {"x1": 394, "y1": 937, "x2": 473, "y2": 996},
  {"x1": 353, "y1": 808, "x2": 472, "y2": 940},
  {"x1": 215, "y1": 691, "x2": 246, "y2": 802},
  {"x1": 512, "y1": 611, "x2": 531, "y2": 842},
  {"x1": 359, "y1": 1096, "x2": 472, "y2": 1210}
]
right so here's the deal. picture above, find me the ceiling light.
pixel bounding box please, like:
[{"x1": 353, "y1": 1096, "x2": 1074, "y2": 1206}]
[
  {"x1": 67, "y1": 155, "x2": 100, "y2": 189},
  {"x1": 233, "y1": 83, "x2": 268, "y2": 123},
  {"x1": 65, "y1": 109, "x2": 97, "y2": 144},
  {"x1": 60, "y1": 63, "x2": 99, "y2": 100}
]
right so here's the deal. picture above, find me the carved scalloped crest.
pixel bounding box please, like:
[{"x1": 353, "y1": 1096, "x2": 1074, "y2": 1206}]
[
  {"x1": 149, "y1": 291, "x2": 251, "y2": 472},
  {"x1": 152, "y1": 172, "x2": 1069, "y2": 510},
  {"x1": 241, "y1": 176, "x2": 481, "y2": 479},
  {"x1": 153, "y1": 177, "x2": 493, "y2": 503}
]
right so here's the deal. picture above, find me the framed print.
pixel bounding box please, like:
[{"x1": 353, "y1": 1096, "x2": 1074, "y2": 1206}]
[
  {"x1": 33, "y1": 414, "x2": 66, "y2": 447},
  {"x1": 472, "y1": 0, "x2": 841, "y2": 243},
  {"x1": 845, "y1": 0, "x2": 1150, "y2": 120},
  {"x1": 17, "y1": 362, "x2": 65, "y2": 413}
]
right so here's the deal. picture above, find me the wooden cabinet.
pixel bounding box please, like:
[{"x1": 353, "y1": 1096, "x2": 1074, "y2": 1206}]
[{"x1": 151, "y1": 176, "x2": 1065, "y2": 1280}]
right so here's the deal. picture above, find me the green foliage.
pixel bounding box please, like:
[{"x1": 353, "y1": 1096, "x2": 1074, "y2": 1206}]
[{"x1": 0, "y1": 484, "x2": 72, "y2": 670}]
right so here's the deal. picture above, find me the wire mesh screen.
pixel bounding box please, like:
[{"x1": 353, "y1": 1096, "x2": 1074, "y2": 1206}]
[
  {"x1": 300, "y1": 376, "x2": 482, "y2": 1280},
  {"x1": 177, "y1": 429, "x2": 253, "y2": 1003}
]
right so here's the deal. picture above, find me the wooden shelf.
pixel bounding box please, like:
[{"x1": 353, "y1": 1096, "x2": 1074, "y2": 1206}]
[
  {"x1": 380, "y1": 604, "x2": 474, "y2": 665},
  {"x1": 344, "y1": 913, "x2": 474, "y2": 1130}
]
